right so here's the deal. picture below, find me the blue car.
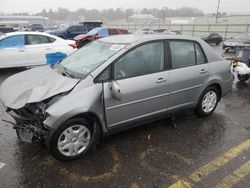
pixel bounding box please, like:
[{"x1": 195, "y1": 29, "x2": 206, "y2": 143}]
[{"x1": 48, "y1": 22, "x2": 103, "y2": 40}]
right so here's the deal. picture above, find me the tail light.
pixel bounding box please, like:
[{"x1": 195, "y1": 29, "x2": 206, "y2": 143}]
[{"x1": 69, "y1": 44, "x2": 77, "y2": 49}]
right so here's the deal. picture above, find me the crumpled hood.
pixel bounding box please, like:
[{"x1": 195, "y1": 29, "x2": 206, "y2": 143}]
[{"x1": 0, "y1": 66, "x2": 80, "y2": 109}]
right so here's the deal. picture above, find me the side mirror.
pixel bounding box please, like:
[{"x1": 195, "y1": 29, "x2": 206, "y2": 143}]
[
  {"x1": 109, "y1": 81, "x2": 122, "y2": 100},
  {"x1": 66, "y1": 30, "x2": 71, "y2": 34}
]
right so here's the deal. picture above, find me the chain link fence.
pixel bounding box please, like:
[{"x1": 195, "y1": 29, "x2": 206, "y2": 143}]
[{"x1": 105, "y1": 23, "x2": 250, "y2": 39}]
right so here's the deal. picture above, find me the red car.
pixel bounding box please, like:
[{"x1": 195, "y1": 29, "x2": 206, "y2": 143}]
[{"x1": 74, "y1": 27, "x2": 129, "y2": 48}]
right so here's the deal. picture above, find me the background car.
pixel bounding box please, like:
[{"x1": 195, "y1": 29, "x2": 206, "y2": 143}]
[
  {"x1": 74, "y1": 27, "x2": 129, "y2": 48},
  {"x1": 223, "y1": 32, "x2": 250, "y2": 50},
  {"x1": 25, "y1": 24, "x2": 44, "y2": 32},
  {"x1": 200, "y1": 32, "x2": 222, "y2": 45},
  {"x1": 0, "y1": 31, "x2": 76, "y2": 68},
  {"x1": 134, "y1": 28, "x2": 154, "y2": 34},
  {"x1": 48, "y1": 21, "x2": 103, "y2": 40},
  {"x1": 0, "y1": 27, "x2": 15, "y2": 33},
  {"x1": 153, "y1": 29, "x2": 180, "y2": 35}
]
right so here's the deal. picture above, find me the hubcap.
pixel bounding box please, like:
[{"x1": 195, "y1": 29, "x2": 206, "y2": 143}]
[
  {"x1": 202, "y1": 91, "x2": 217, "y2": 113},
  {"x1": 58, "y1": 125, "x2": 91, "y2": 157}
]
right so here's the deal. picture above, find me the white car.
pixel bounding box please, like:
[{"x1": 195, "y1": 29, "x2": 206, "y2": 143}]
[{"x1": 0, "y1": 32, "x2": 77, "y2": 68}]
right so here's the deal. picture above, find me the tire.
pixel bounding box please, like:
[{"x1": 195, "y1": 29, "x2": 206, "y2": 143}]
[
  {"x1": 237, "y1": 74, "x2": 249, "y2": 82},
  {"x1": 47, "y1": 118, "x2": 96, "y2": 161},
  {"x1": 195, "y1": 86, "x2": 219, "y2": 117}
]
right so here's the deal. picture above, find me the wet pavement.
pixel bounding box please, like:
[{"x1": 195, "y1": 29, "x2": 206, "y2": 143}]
[{"x1": 0, "y1": 47, "x2": 250, "y2": 188}]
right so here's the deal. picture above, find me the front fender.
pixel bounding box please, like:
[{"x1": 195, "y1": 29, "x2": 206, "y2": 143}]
[
  {"x1": 43, "y1": 106, "x2": 105, "y2": 132},
  {"x1": 43, "y1": 80, "x2": 107, "y2": 133}
]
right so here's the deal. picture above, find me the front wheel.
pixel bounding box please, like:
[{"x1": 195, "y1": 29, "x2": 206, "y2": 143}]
[
  {"x1": 195, "y1": 86, "x2": 219, "y2": 117},
  {"x1": 48, "y1": 118, "x2": 94, "y2": 161},
  {"x1": 237, "y1": 74, "x2": 249, "y2": 82}
]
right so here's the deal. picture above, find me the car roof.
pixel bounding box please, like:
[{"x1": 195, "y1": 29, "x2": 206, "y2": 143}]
[
  {"x1": 3, "y1": 31, "x2": 56, "y2": 37},
  {"x1": 100, "y1": 34, "x2": 203, "y2": 44}
]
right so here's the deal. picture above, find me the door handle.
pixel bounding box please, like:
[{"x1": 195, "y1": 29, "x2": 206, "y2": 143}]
[
  {"x1": 156, "y1": 78, "x2": 167, "y2": 83},
  {"x1": 200, "y1": 69, "x2": 208, "y2": 74},
  {"x1": 46, "y1": 48, "x2": 52, "y2": 50},
  {"x1": 18, "y1": 49, "x2": 25, "y2": 52}
]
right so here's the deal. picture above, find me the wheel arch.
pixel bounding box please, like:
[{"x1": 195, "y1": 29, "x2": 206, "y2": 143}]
[
  {"x1": 45, "y1": 111, "x2": 104, "y2": 152},
  {"x1": 68, "y1": 112, "x2": 104, "y2": 138},
  {"x1": 207, "y1": 83, "x2": 222, "y2": 101}
]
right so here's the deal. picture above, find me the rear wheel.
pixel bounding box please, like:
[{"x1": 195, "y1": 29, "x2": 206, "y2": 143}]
[
  {"x1": 48, "y1": 118, "x2": 95, "y2": 161},
  {"x1": 237, "y1": 74, "x2": 249, "y2": 82},
  {"x1": 195, "y1": 86, "x2": 219, "y2": 117}
]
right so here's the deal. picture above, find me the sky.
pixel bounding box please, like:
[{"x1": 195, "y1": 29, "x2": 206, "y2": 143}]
[{"x1": 0, "y1": 0, "x2": 249, "y2": 14}]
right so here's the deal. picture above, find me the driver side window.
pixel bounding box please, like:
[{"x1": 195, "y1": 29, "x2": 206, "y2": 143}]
[
  {"x1": 67, "y1": 26, "x2": 77, "y2": 32},
  {"x1": 114, "y1": 42, "x2": 165, "y2": 80}
]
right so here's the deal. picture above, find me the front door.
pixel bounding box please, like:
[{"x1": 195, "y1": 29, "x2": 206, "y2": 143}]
[
  {"x1": 0, "y1": 34, "x2": 28, "y2": 68},
  {"x1": 103, "y1": 41, "x2": 170, "y2": 128}
]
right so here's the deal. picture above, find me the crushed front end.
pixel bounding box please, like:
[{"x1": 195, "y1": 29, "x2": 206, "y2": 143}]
[{"x1": 6, "y1": 103, "x2": 50, "y2": 143}]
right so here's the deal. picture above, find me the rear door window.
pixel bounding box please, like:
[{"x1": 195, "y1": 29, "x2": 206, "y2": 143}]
[
  {"x1": 0, "y1": 35, "x2": 24, "y2": 49},
  {"x1": 26, "y1": 35, "x2": 55, "y2": 45},
  {"x1": 169, "y1": 41, "x2": 196, "y2": 69}
]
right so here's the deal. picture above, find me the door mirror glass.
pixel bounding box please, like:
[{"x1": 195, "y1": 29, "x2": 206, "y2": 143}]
[{"x1": 110, "y1": 81, "x2": 122, "y2": 100}]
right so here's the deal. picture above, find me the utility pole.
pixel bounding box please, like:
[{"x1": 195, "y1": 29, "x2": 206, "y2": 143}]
[{"x1": 215, "y1": 0, "x2": 221, "y2": 23}]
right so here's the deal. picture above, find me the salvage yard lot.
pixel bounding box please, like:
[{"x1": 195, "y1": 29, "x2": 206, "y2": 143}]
[{"x1": 0, "y1": 46, "x2": 250, "y2": 188}]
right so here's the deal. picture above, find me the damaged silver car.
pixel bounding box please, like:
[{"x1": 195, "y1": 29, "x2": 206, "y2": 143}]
[{"x1": 0, "y1": 35, "x2": 233, "y2": 161}]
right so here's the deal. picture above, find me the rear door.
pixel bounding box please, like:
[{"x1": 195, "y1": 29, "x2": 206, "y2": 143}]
[
  {"x1": 25, "y1": 34, "x2": 56, "y2": 66},
  {"x1": 102, "y1": 41, "x2": 170, "y2": 128},
  {"x1": 0, "y1": 35, "x2": 28, "y2": 68},
  {"x1": 168, "y1": 40, "x2": 209, "y2": 111}
]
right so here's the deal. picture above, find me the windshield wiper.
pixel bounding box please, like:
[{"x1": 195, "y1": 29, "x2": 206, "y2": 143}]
[
  {"x1": 53, "y1": 63, "x2": 73, "y2": 78},
  {"x1": 61, "y1": 66, "x2": 74, "y2": 78}
]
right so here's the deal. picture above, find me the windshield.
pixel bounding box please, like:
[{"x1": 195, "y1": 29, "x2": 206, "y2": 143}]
[
  {"x1": 234, "y1": 33, "x2": 250, "y2": 40},
  {"x1": 60, "y1": 40, "x2": 126, "y2": 77}
]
